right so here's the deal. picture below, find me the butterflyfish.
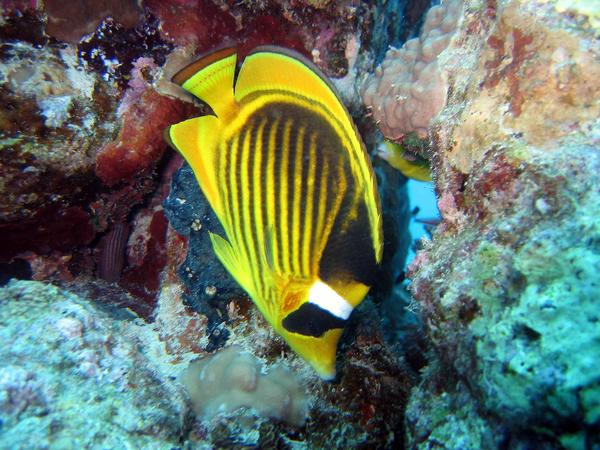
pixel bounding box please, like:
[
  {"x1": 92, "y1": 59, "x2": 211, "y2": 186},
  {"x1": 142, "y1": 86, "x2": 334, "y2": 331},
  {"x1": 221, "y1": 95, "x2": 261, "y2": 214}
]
[
  {"x1": 378, "y1": 140, "x2": 432, "y2": 182},
  {"x1": 165, "y1": 46, "x2": 383, "y2": 380}
]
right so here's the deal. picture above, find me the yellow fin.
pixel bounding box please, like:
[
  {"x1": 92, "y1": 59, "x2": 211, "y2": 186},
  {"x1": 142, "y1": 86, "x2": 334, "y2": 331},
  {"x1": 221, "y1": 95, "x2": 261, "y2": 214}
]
[
  {"x1": 172, "y1": 47, "x2": 238, "y2": 119},
  {"x1": 208, "y1": 232, "x2": 254, "y2": 297},
  {"x1": 263, "y1": 225, "x2": 275, "y2": 273},
  {"x1": 234, "y1": 46, "x2": 345, "y2": 121},
  {"x1": 166, "y1": 115, "x2": 223, "y2": 217},
  {"x1": 383, "y1": 141, "x2": 432, "y2": 182}
]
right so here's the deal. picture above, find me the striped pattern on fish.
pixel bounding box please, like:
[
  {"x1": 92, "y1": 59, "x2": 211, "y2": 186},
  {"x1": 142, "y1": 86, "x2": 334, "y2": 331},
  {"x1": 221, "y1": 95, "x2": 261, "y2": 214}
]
[{"x1": 165, "y1": 46, "x2": 383, "y2": 379}]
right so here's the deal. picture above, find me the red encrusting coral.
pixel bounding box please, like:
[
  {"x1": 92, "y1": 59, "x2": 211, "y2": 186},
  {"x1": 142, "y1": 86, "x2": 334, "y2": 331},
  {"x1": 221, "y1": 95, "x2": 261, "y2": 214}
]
[
  {"x1": 483, "y1": 28, "x2": 535, "y2": 117},
  {"x1": 120, "y1": 209, "x2": 168, "y2": 309},
  {"x1": 145, "y1": 0, "x2": 306, "y2": 58},
  {"x1": 144, "y1": 0, "x2": 235, "y2": 48},
  {"x1": 44, "y1": 0, "x2": 142, "y2": 43},
  {"x1": 115, "y1": 155, "x2": 188, "y2": 316},
  {"x1": 0, "y1": 206, "x2": 95, "y2": 262},
  {"x1": 95, "y1": 87, "x2": 196, "y2": 186}
]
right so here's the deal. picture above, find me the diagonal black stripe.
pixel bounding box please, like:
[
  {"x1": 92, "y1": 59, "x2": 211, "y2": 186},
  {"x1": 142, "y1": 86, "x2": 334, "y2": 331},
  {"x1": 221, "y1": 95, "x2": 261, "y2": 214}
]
[
  {"x1": 309, "y1": 138, "x2": 322, "y2": 269},
  {"x1": 260, "y1": 117, "x2": 273, "y2": 269},
  {"x1": 299, "y1": 121, "x2": 312, "y2": 275},
  {"x1": 287, "y1": 121, "x2": 300, "y2": 273},
  {"x1": 274, "y1": 118, "x2": 288, "y2": 272}
]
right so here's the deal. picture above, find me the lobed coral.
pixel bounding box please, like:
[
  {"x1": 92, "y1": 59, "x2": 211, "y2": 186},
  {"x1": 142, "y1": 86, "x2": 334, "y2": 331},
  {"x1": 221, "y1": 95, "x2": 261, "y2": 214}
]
[
  {"x1": 361, "y1": 0, "x2": 462, "y2": 140},
  {"x1": 181, "y1": 345, "x2": 308, "y2": 427}
]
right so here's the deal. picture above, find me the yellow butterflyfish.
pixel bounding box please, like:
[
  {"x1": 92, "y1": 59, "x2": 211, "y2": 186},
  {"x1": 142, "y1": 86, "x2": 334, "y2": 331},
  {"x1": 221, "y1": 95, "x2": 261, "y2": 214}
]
[
  {"x1": 378, "y1": 140, "x2": 432, "y2": 182},
  {"x1": 165, "y1": 46, "x2": 383, "y2": 380}
]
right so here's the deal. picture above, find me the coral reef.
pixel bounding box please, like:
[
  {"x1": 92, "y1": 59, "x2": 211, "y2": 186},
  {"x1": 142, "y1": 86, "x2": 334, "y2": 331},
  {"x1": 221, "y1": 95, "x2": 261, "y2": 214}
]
[
  {"x1": 400, "y1": 0, "x2": 600, "y2": 448},
  {"x1": 0, "y1": 0, "x2": 446, "y2": 448},
  {"x1": 0, "y1": 11, "x2": 195, "y2": 306}
]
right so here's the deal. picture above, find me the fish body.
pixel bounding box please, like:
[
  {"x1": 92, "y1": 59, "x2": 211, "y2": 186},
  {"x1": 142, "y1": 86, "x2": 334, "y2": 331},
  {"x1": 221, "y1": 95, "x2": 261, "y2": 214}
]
[{"x1": 165, "y1": 47, "x2": 382, "y2": 379}]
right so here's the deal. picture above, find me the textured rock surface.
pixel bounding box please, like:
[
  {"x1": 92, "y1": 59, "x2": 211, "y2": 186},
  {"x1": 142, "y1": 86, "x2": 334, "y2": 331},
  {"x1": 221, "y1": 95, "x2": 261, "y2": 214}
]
[
  {"x1": 0, "y1": 10, "x2": 195, "y2": 305},
  {"x1": 0, "y1": 277, "x2": 413, "y2": 449},
  {"x1": 0, "y1": 42, "x2": 117, "y2": 224},
  {"x1": 0, "y1": 280, "x2": 187, "y2": 448},
  {"x1": 403, "y1": 0, "x2": 600, "y2": 448}
]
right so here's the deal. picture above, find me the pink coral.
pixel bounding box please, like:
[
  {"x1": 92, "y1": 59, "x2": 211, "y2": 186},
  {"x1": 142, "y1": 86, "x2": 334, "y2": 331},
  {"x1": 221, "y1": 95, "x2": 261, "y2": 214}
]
[
  {"x1": 95, "y1": 87, "x2": 194, "y2": 186},
  {"x1": 361, "y1": 0, "x2": 462, "y2": 139}
]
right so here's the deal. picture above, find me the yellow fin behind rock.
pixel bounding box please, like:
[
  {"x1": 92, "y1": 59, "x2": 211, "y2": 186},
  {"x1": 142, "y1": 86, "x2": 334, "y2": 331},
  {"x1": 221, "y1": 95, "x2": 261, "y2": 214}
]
[
  {"x1": 165, "y1": 115, "x2": 224, "y2": 218},
  {"x1": 382, "y1": 141, "x2": 432, "y2": 182}
]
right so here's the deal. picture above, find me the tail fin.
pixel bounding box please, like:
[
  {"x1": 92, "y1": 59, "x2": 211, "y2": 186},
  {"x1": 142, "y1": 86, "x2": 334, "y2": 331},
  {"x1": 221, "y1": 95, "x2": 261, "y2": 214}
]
[{"x1": 172, "y1": 47, "x2": 238, "y2": 119}]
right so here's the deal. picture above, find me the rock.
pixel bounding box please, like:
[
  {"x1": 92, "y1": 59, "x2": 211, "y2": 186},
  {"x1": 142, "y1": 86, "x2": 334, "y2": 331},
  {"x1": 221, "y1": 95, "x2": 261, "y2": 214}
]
[
  {"x1": 0, "y1": 280, "x2": 187, "y2": 448},
  {"x1": 404, "y1": 0, "x2": 600, "y2": 447}
]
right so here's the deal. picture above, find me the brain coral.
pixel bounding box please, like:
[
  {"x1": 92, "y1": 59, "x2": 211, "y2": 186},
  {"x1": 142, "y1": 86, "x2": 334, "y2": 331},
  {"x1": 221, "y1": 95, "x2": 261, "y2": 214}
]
[{"x1": 361, "y1": 0, "x2": 462, "y2": 139}]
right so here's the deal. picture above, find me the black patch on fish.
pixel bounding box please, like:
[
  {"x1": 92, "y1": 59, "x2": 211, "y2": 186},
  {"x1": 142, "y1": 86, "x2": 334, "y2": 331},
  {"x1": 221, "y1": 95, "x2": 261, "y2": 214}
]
[
  {"x1": 282, "y1": 302, "x2": 346, "y2": 337},
  {"x1": 319, "y1": 199, "x2": 378, "y2": 287}
]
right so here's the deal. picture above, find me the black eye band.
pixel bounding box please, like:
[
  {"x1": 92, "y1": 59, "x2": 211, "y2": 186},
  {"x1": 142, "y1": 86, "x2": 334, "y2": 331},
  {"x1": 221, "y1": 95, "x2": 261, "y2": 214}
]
[{"x1": 282, "y1": 302, "x2": 346, "y2": 337}]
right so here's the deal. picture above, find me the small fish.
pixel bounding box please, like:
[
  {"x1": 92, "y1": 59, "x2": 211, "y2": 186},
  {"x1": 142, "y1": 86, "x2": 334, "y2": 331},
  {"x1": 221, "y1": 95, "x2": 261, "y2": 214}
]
[
  {"x1": 377, "y1": 140, "x2": 432, "y2": 182},
  {"x1": 98, "y1": 222, "x2": 130, "y2": 283},
  {"x1": 165, "y1": 46, "x2": 383, "y2": 380}
]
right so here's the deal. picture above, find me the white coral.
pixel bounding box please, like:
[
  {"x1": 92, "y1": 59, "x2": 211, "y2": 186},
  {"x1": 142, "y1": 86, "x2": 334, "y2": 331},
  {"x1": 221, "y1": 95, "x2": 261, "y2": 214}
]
[{"x1": 361, "y1": 0, "x2": 462, "y2": 139}]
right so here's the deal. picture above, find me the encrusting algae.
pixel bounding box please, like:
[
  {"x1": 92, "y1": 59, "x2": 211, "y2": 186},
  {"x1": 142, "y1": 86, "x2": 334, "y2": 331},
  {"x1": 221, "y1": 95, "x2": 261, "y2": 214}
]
[{"x1": 165, "y1": 46, "x2": 383, "y2": 379}]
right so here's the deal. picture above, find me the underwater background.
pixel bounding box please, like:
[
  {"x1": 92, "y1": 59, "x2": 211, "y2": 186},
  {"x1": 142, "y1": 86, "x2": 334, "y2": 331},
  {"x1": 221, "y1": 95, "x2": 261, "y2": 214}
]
[{"x1": 0, "y1": 0, "x2": 599, "y2": 448}]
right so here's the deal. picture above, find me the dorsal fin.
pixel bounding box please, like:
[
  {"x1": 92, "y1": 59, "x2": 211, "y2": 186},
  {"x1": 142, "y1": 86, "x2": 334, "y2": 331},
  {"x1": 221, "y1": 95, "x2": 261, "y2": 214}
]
[
  {"x1": 172, "y1": 47, "x2": 238, "y2": 119},
  {"x1": 234, "y1": 46, "x2": 346, "y2": 119}
]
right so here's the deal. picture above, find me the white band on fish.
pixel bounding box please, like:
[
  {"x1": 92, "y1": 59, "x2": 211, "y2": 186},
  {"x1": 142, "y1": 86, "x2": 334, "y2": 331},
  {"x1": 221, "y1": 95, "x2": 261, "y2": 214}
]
[{"x1": 308, "y1": 280, "x2": 354, "y2": 320}]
